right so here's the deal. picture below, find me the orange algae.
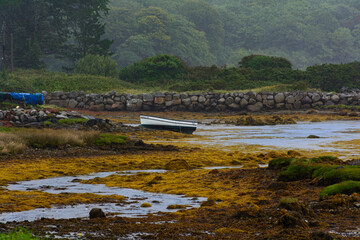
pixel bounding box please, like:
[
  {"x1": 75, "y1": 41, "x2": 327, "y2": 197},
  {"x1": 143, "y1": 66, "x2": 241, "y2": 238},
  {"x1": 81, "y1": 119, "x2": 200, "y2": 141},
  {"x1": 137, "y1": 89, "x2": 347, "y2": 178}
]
[
  {"x1": 82, "y1": 168, "x2": 262, "y2": 206},
  {"x1": 0, "y1": 190, "x2": 125, "y2": 213}
]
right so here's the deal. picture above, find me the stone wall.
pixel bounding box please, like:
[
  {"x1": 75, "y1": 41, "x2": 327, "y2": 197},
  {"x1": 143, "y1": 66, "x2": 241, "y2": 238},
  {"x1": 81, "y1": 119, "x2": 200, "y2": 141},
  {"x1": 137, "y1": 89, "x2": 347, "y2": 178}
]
[{"x1": 44, "y1": 90, "x2": 360, "y2": 112}]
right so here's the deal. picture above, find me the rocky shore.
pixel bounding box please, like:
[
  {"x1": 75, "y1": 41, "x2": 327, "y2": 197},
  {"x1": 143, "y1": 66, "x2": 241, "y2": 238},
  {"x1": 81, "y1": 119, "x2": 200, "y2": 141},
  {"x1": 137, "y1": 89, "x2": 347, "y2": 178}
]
[{"x1": 45, "y1": 90, "x2": 360, "y2": 112}]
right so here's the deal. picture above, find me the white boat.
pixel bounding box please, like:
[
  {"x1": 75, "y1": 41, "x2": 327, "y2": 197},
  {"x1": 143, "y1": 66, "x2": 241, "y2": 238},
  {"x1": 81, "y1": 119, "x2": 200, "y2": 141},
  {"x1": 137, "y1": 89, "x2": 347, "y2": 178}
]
[{"x1": 140, "y1": 115, "x2": 197, "y2": 134}]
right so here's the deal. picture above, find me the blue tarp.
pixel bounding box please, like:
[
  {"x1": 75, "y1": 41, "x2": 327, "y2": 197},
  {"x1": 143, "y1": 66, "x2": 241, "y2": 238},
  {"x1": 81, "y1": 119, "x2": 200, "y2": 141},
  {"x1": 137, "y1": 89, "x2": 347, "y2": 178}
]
[{"x1": 9, "y1": 93, "x2": 44, "y2": 105}]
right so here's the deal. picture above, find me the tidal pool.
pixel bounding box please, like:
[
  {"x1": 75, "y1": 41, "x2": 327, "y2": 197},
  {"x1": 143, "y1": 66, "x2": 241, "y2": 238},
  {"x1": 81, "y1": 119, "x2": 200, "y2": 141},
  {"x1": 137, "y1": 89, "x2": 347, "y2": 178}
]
[
  {"x1": 1, "y1": 170, "x2": 206, "y2": 223},
  {"x1": 155, "y1": 120, "x2": 360, "y2": 158}
]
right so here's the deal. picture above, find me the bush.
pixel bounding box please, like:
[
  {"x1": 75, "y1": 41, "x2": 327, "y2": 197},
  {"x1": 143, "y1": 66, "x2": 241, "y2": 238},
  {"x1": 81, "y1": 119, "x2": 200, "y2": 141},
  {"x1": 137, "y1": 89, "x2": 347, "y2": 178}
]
[
  {"x1": 306, "y1": 62, "x2": 360, "y2": 91},
  {"x1": 119, "y1": 54, "x2": 188, "y2": 83},
  {"x1": 239, "y1": 55, "x2": 292, "y2": 69},
  {"x1": 320, "y1": 181, "x2": 360, "y2": 199},
  {"x1": 74, "y1": 54, "x2": 119, "y2": 78}
]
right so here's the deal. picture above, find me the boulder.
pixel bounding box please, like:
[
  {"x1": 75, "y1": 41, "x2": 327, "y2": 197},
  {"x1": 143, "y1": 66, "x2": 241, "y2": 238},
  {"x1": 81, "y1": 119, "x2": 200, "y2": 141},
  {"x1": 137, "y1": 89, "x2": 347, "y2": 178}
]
[
  {"x1": 275, "y1": 93, "x2": 285, "y2": 103},
  {"x1": 247, "y1": 102, "x2": 263, "y2": 112},
  {"x1": 89, "y1": 208, "x2": 106, "y2": 219}
]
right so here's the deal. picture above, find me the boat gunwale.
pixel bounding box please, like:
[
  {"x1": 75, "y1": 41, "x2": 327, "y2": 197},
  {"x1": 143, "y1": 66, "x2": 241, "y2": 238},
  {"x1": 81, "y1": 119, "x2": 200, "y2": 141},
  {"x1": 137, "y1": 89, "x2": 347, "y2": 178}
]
[{"x1": 140, "y1": 115, "x2": 197, "y2": 126}]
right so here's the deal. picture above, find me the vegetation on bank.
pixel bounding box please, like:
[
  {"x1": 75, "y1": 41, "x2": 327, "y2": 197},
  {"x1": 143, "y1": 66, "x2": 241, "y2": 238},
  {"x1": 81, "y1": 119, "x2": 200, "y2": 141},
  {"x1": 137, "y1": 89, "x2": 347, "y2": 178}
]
[
  {"x1": 1, "y1": 55, "x2": 359, "y2": 93},
  {"x1": 0, "y1": 127, "x2": 127, "y2": 154},
  {"x1": 268, "y1": 156, "x2": 360, "y2": 199},
  {"x1": 0, "y1": 228, "x2": 41, "y2": 240}
]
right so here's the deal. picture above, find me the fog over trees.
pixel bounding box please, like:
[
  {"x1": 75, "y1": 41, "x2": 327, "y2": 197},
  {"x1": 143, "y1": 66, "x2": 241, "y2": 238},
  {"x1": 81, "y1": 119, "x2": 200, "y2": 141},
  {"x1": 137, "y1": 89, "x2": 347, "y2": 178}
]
[{"x1": 1, "y1": 0, "x2": 360, "y2": 70}]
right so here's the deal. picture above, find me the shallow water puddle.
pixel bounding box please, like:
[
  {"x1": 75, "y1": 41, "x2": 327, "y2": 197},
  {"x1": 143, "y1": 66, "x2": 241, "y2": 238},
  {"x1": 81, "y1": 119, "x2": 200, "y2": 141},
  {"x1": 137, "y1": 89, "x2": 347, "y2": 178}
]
[{"x1": 0, "y1": 170, "x2": 206, "y2": 223}]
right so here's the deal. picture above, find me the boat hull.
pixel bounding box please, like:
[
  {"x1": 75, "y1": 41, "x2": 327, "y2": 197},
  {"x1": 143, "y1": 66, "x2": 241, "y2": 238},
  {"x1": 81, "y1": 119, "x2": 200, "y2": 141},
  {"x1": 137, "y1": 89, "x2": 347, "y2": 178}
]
[{"x1": 140, "y1": 115, "x2": 197, "y2": 134}]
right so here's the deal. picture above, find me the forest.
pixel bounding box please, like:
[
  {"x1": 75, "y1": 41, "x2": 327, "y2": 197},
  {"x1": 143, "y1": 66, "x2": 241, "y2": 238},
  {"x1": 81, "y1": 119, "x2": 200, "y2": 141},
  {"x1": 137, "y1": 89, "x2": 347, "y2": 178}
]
[{"x1": 0, "y1": 0, "x2": 360, "y2": 92}]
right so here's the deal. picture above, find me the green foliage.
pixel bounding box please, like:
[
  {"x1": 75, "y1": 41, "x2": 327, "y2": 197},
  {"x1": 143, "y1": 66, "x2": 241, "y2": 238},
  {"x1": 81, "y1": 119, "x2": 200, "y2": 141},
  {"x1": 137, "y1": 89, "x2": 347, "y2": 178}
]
[
  {"x1": 95, "y1": 134, "x2": 127, "y2": 146},
  {"x1": 58, "y1": 118, "x2": 88, "y2": 125},
  {"x1": 0, "y1": 0, "x2": 112, "y2": 69},
  {"x1": 119, "y1": 54, "x2": 188, "y2": 83},
  {"x1": 239, "y1": 55, "x2": 292, "y2": 69},
  {"x1": 74, "y1": 54, "x2": 119, "y2": 77},
  {"x1": 320, "y1": 181, "x2": 360, "y2": 199},
  {"x1": 0, "y1": 228, "x2": 40, "y2": 240},
  {"x1": 1, "y1": 69, "x2": 135, "y2": 93},
  {"x1": 306, "y1": 62, "x2": 360, "y2": 91},
  {"x1": 268, "y1": 157, "x2": 295, "y2": 170}
]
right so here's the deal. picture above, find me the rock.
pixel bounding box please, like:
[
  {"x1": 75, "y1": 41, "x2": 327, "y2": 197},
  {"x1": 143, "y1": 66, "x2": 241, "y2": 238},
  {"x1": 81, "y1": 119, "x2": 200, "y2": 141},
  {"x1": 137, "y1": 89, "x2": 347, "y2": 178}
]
[
  {"x1": 68, "y1": 99, "x2": 78, "y2": 108},
  {"x1": 307, "y1": 135, "x2": 320, "y2": 138},
  {"x1": 285, "y1": 95, "x2": 295, "y2": 104},
  {"x1": 143, "y1": 93, "x2": 153, "y2": 102},
  {"x1": 330, "y1": 95, "x2": 340, "y2": 103},
  {"x1": 278, "y1": 212, "x2": 308, "y2": 228},
  {"x1": 247, "y1": 102, "x2": 263, "y2": 112},
  {"x1": 240, "y1": 98, "x2": 248, "y2": 108},
  {"x1": 274, "y1": 93, "x2": 285, "y2": 103},
  {"x1": 126, "y1": 99, "x2": 143, "y2": 112},
  {"x1": 89, "y1": 104, "x2": 104, "y2": 111},
  {"x1": 165, "y1": 159, "x2": 190, "y2": 170},
  {"x1": 310, "y1": 231, "x2": 334, "y2": 240},
  {"x1": 154, "y1": 96, "x2": 165, "y2": 105},
  {"x1": 89, "y1": 208, "x2": 106, "y2": 219}
]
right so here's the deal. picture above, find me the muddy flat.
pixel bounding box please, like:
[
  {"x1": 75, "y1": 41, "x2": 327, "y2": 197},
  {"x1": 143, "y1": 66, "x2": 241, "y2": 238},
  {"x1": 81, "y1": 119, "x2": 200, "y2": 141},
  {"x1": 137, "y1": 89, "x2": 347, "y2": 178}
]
[{"x1": 0, "y1": 111, "x2": 359, "y2": 239}]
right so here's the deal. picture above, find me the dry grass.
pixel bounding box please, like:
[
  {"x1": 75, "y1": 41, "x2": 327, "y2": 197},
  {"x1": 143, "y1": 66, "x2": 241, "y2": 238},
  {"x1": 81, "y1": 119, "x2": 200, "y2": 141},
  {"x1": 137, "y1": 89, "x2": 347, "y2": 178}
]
[
  {"x1": 17, "y1": 129, "x2": 100, "y2": 148},
  {"x1": 0, "y1": 129, "x2": 100, "y2": 153},
  {"x1": 0, "y1": 133, "x2": 26, "y2": 154}
]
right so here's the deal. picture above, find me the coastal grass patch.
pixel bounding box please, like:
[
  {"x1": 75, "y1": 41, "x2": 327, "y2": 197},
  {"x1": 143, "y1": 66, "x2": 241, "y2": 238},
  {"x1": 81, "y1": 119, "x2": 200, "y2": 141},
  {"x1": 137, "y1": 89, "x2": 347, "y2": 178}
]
[
  {"x1": 17, "y1": 129, "x2": 99, "y2": 148},
  {"x1": 0, "y1": 228, "x2": 41, "y2": 240},
  {"x1": 95, "y1": 134, "x2": 127, "y2": 146},
  {"x1": 320, "y1": 181, "x2": 360, "y2": 200},
  {"x1": 58, "y1": 118, "x2": 88, "y2": 125},
  {"x1": 0, "y1": 132, "x2": 26, "y2": 154}
]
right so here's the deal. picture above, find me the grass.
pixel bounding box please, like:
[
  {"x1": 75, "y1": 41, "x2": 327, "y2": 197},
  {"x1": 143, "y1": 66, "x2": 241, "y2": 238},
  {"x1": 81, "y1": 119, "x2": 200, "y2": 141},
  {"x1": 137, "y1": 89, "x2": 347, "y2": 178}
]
[
  {"x1": 0, "y1": 228, "x2": 41, "y2": 240},
  {"x1": 0, "y1": 68, "x2": 318, "y2": 95},
  {"x1": 57, "y1": 118, "x2": 88, "y2": 125},
  {"x1": 0, "y1": 102, "x2": 18, "y2": 110},
  {"x1": 0, "y1": 128, "x2": 129, "y2": 153},
  {"x1": 95, "y1": 134, "x2": 127, "y2": 146},
  {"x1": 0, "y1": 69, "x2": 139, "y2": 94},
  {"x1": 0, "y1": 128, "x2": 100, "y2": 152},
  {"x1": 320, "y1": 181, "x2": 360, "y2": 199}
]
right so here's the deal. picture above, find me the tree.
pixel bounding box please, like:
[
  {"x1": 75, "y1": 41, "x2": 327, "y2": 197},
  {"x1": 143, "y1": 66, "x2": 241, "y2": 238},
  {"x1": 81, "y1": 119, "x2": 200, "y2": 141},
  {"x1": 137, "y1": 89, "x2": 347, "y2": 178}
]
[
  {"x1": 74, "y1": 54, "x2": 118, "y2": 77},
  {"x1": 60, "y1": 0, "x2": 112, "y2": 61}
]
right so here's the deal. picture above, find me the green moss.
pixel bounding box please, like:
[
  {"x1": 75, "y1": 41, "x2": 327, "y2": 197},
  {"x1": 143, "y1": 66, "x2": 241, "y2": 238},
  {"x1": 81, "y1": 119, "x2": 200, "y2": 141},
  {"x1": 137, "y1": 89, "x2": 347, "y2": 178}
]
[
  {"x1": 278, "y1": 163, "x2": 315, "y2": 181},
  {"x1": 95, "y1": 134, "x2": 127, "y2": 146},
  {"x1": 58, "y1": 118, "x2": 87, "y2": 125},
  {"x1": 320, "y1": 181, "x2": 360, "y2": 199},
  {"x1": 279, "y1": 197, "x2": 300, "y2": 211},
  {"x1": 321, "y1": 167, "x2": 360, "y2": 185},
  {"x1": 43, "y1": 121, "x2": 54, "y2": 127},
  {"x1": 268, "y1": 157, "x2": 295, "y2": 170}
]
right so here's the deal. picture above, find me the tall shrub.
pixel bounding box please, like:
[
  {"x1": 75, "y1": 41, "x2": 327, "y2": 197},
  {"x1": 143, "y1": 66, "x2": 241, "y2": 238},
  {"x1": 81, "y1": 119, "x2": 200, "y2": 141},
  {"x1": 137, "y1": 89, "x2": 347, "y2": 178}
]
[
  {"x1": 239, "y1": 55, "x2": 292, "y2": 70},
  {"x1": 74, "y1": 54, "x2": 119, "y2": 78},
  {"x1": 118, "y1": 54, "x2": 188, "y2": 83}
]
